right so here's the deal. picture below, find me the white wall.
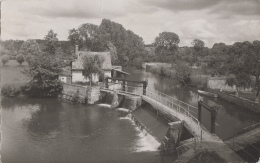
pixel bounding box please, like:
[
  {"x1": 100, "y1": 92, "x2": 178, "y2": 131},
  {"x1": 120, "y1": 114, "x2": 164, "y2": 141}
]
[
  {"x1": 207, "y1": 78, "x2": 253, "y2": 92},
  {"x1": 72, "y1": 70, "x2": 112, "y2": 83},
  {"x1": 72, "y1": 70, "x2": 99, "y2": 83}
]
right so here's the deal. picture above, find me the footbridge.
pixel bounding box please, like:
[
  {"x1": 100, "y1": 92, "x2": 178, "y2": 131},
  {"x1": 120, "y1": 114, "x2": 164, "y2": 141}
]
[{"x1": 99, "y1": 78, "x2": 244, "y2": 162}]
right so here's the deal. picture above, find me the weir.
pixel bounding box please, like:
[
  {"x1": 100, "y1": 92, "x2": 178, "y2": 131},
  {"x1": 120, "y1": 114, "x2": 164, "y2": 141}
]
[{"x1": 99, "y1": 78, "x2": 244, "y2": 162}]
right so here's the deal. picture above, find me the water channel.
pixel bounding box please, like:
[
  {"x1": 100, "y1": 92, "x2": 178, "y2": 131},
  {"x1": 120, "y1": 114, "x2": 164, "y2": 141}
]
[
  {"x1": 122, "y1": 67, "x2": 260, "y2": 140},
  {"x1": 2, "y1": 66, "x2": 260, "y2": 162}
]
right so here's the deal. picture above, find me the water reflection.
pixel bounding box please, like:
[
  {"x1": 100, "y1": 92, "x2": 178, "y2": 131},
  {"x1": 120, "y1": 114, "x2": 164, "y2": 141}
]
[
  {"x1": 123, "y1": 67, "x2": 260, "y2": 140},
  {"x1": 2, "y1": 96, "x2": 176, "y2": 163}
]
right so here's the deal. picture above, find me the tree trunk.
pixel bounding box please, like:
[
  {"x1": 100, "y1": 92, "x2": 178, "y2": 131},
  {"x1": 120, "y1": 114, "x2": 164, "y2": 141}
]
[
  {"x1": 255, "y1": 75, "x2": 259, "y2": 103},
  {"x1": 89, "y1": 74, "x2": 92, "y2": 87}
]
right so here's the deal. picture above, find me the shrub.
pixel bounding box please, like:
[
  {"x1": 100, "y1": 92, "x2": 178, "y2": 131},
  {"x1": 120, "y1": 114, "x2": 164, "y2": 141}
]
[
  {"x1": 71, "y1": 90, "x2": 79, "y2": 102},
  {"x1": 190, "y1": 75, "x2": 207, "y2": 89},
  {"x1": 133, "y1": 57, "x2": 143, "y2": 68},
  {"x1": 175, "y1": 62, "x2": 192, "y2": 85},
  {"x1": 1, "y1": 54, "x2": 10, "y2": 65},
  {"x1": 1, "y1": 84, "x2": 21, "y2": 97},
  {"x1": 16, "y1": 54, "x2": 25, "y2": 65}
]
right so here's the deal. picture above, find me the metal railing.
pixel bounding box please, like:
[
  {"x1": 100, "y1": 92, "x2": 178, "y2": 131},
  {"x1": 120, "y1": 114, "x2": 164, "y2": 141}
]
[
  {"x1": 100, "y1": 84, "x2": 202, "y2": 133},
  {"x1": 145, "y1": 88, "x2": 201, "y2": 130}
]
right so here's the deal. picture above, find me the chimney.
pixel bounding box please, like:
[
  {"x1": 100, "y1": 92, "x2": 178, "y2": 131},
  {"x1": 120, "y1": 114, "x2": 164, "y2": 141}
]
[{"x1": 75, "y1": 45, "x2": 79, "y2": 59}]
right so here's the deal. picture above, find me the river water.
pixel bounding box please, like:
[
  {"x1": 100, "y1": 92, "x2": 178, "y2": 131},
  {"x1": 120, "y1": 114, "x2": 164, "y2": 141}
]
[
  {"x1": 122, "y1": 67, "x2": 260, "y2": 140},
  {"x1": 1, "y1": 66, "x2": 259, "y2": 162},
  {"x1": 1, "y1": 97, "x2": 175, "y2": 163}
]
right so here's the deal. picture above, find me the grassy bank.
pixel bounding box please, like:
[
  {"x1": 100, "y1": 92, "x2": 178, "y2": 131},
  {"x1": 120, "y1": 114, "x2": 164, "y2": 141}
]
[
  {"x1": 146, "y1": 65, "x2": 207, "y2": 89},
  {"x1": 1, "y1": 60, "x2": 30, "y2": 96},
  {"x1": 1, "y1": 60, "x2": 30, "y2": 86}
]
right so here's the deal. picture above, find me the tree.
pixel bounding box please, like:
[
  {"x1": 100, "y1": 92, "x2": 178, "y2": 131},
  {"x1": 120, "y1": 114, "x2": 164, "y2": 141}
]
[
  {"x1": 191, "y1": 39, "x2": 205, "y2": 52},
  {"x1": 191, "y1": 39, "x2": 205, "y2": 62},
  {"x1": 82, "y1": 55, "x2": 104, "y2": 86},
  {"x1": 175, "y1": 62, "x2": 191, "y2": 85},
  {"x1": 68, "y1": 28, "x2": 83, "y2": 48},
  {"x1": 1, "y1": 54, "x2": 10, "y2": 65},
  {"x1": 100, "y1": 19, "x2": 146, "y2": 65},
  {"x1": 21, "y1": 54, "x2": 63, "y2": 97},
  {"x1": 154, "y1": 32, "x2": 180, "y2": 51},
  {"x1": 16, "y1": 54, "x2": 25, "y2": 65},
  {"x1": 107, "y1": 41, "x2": 118, "y2": 64},
  {"x1": 19, "y1": 40, "x2": 41, "y2": 56},
  {"x1": 44, "y1": 29, "x2": 61, "y2": 55}
]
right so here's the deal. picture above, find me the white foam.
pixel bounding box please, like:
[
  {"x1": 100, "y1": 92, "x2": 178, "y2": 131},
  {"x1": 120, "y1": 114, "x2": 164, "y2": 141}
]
[
  {"x1": 134, "y1": 126, "x2": 160, "y2": 152},
  {"x1": 119, "y1": 116, "x2": 132, "y2": 120},
  {"x1": 97, "y1": 104, "x2": 111, "y2": 108},
  {"x1": 117, "y1": 108, "x2": 130, "y2": 112},
  {"x1": 119, "y1": 115, "x2": 160, "y2": 152}
]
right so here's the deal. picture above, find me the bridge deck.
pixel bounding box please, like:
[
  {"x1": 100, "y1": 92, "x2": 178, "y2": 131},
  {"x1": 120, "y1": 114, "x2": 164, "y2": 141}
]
[
  {"x1": 225, "y1": 126, "x2": 260, "y2": 151},
  {"x1": 100, "y1": 89, "x2": 140, "y2": 97},
  {"x1": 142, "y1": 95, "x2": 244, "y2": 162}
]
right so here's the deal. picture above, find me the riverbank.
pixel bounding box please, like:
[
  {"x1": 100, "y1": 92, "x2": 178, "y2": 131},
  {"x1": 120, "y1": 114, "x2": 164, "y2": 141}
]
[
  {"x1": 207, "y1": 88, "x2": 260, "y2": 113},
  {"x1": 145, "y1": 65, "x2": 208, "y2": 89}
]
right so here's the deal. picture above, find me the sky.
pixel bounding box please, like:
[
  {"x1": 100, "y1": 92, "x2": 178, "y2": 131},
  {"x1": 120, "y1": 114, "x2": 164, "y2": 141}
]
[{"x1": 1, "y1": 0, "x2": 260, "y2": 47}]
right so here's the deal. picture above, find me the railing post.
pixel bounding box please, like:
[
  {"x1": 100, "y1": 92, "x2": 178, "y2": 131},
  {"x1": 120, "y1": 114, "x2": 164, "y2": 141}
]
[
  {"x1": 201, "y1": 130, "x2": 203, "y2": 147},
  {"x1": 233, "y1": 130, "x2": 235, "y2": 149}
]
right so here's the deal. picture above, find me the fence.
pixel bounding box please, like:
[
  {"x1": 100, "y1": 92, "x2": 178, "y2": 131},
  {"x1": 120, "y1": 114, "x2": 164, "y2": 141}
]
[
  {"x1": 101, "y1": 83, "x2": 201, "y2": 130},
  {"x1": 145, "y1": 88, "x2": 200, "y2": 129}
]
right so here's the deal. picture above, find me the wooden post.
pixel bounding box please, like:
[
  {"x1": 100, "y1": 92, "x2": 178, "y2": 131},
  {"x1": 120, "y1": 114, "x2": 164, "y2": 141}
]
[
  {"x1": 105, "y1": 77, "x2": 108, "y2": 89},
  {"x1": 198, "y1": 101, "x2": 202, "y2": 123},
  {"x1": 211, "y1": 108, "x2": 217, "y2": 134},
  {"x1": 143, "y1": 80, "x2": 147, "y2": 95},
  {"x1": 122, "y1": 80, "x2": 126, "y2": 92}
]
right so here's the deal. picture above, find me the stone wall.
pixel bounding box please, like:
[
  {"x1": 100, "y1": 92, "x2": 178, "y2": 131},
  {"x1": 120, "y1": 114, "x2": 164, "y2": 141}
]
[
  {"x1": 121, "y1": 95, "x2": 142, "y2": 111},
  {"x1": 207, "y1": 88, "x2": 260, "y2": 113},
  {"x1": 142, "y1": 62, "x2": 172, "y2": 70},
  {"x1": 207, "y1": 77, "x2": 253, "y2": 92},
  {"x1": 62, "y1": 83, "x2": 100, "y2": 104}
]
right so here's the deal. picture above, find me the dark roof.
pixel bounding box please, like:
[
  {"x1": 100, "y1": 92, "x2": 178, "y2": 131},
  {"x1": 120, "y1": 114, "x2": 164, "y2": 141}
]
[
  {"x1": 72, "y1": 51, "x2": 112, "y2": 70},
  {"x1": 60, "y1": 66, "x2": 71, "y2": 76},
  {"x1": 112, "y1": 69, "x2": 130, "y2": 75}
]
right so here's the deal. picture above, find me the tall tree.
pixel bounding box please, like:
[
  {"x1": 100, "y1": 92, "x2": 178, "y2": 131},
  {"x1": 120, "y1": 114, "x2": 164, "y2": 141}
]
[
  {"x1": 44, "y1": 29, "x2": 61, "y2": 55},
  {"x1": 22, "y1": 54, "x2": 63, "y2": 97},
  {"x1": 82, "y1": 55, "x2": 104, "y2": 86},
  {"x1": 16, "y1": 54, "x2": 25, "y2": 65},
  {"x1": 19, "y1": 40, "x2": 41, "y2": 56},
  {"x1": 154, "y1": 32, "x2": 180, "y2": 51}
]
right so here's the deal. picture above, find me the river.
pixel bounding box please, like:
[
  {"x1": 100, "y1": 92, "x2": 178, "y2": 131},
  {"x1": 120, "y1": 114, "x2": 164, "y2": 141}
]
[
  {"x1": 1, "y1": 66, "x2": 259, "y2": 162},
  {"x1": 1, "y1": 96, "x2": 176, "y2": 163},
  {"x1": 122, "y1": 67, "x2": 260, "y2": 140}
]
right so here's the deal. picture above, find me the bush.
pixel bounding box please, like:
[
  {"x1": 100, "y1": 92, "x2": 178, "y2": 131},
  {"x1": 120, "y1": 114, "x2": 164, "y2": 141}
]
[
  {"x1": 175, "y1": 62, "x2": 192, "y2": 85},
  {"x1": 146, "y1": 65, "x2": 176, "y2": 79},
  {"x1": 71, "y1": 90, "x2": 79, "y2": 102},
  {"x1": 1, "y1": 84, "x2": 21, "y2": 97},
  {"x1": 1, "y1": 54, "x2": 10, "y2": 65},
  {"x1": 133, "y1": 57, "x2": 143, "y2": 68},
  {"x1": 16, "y1": 54, "x2": 25, "y2": 65},
  {"x1": 190, "y1": 75, "x2": 207, "y2": 89},
  {"x1": 21, "y1": 80, "x2": 63, "y2": 97}
]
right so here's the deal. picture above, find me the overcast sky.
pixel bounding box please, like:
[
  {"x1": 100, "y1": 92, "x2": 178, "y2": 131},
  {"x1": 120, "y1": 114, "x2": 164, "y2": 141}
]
[{"x1": 1, "y1": 0, "x2": 260, "y2": 47}]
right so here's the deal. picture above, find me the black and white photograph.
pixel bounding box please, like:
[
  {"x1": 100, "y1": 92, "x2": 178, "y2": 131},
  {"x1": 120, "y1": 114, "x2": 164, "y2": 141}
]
[{"x1": 1, "y1": 0, "x2": 260, "y2": 162}]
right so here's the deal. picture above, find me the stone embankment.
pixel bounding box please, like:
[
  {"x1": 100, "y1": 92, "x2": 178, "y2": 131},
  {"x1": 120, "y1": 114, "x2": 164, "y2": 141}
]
[
  {"x1": 61, "y1": 83, "x2": 100, "y2": 104},
  {"x1": 207, "y1": 88, "x2": 260, "y2": 113}
]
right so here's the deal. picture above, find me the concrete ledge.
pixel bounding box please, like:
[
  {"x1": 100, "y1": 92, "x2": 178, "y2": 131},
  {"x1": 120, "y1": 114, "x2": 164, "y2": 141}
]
[{"x1": 207, "y1": 88, "x2": 260, "y2": 113}]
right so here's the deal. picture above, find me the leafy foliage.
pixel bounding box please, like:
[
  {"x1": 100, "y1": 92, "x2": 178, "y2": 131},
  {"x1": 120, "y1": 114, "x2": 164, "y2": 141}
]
[
  {"x1": 16, "y1": 54, "x2": 25, "y2": 65},
  {"x1": 82, "y1": 55, "x2": 104, "y2": 86},
  {"x1": 21, "y1": 54, "x2": 63, "y2": 97},
  {"x1": 44, "y1": 30, "x2": 61, "y2": 55},
  {"x1": 175, "y1": 62, "x2": 191, "y2": 85},
  {"x1": 19, "y1": 40, "x2": 41, "y2": 56},
  {"x1": 155, "y1": 32, "x2": 180, "y2": 50},
  {"x1": 1, "y1": 54, "x2": 10, "y2": 65},
  {"x1": 1, "y1": 84, "x2": 21, "y2": 97}
]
